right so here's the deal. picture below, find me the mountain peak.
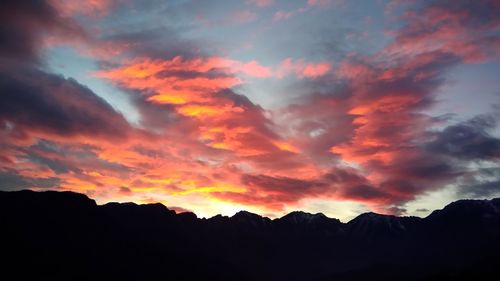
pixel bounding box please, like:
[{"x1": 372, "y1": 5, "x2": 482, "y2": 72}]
[
  {"x1": 347, "y1": 212, "x2": 422, "y2": 236},
  {"x1": 233, "y1": 210, "x2": 262, "y2": 219},
  {"x1": 231, "y1": 210, "x2": 271, "y2": 228},
  {"x1": 279, "y1": 211, "x2": 329, "y2": 223},
  {"x1": 426, "y1": 198, "x2": 500, "y2": 225}
]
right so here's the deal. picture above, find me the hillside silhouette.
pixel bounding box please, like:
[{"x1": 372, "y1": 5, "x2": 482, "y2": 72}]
[{"x1": 1, "y1": 190, "x2": 500, "y2": 281}]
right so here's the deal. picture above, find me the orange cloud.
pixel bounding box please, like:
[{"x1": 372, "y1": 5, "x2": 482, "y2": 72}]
[
  {"x1": 96, "y1": 56, "x2": 276, "y2": 107},
  {"x1": 87, "y1": 54, "x2": 324, "y2": 213}
]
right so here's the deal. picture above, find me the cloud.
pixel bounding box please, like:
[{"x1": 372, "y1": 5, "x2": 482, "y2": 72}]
[
  {"x1": 307, "y1": 0, "x2": 341, "y2": 7},
  {"x1": 384, "y1": 0, "x2": 500, "y2": 63},
  {"x1": 426, "y1": 114, "x2": 500, "y2": 160},
  {"x1": 100, "y1": 27, "x2": 203, "y2": 60},
  {"x1": 2, "y1": 0, "x2": 500, "y2": 218},
  {"x1": 91, "y1": 51, "x2": 324, "y2": 207},
  {"x1": 49, "y1": 0, "x2": 114, "y2": 17},
  {"x1": 212, "y1": 174, "x2": 331, "y2": 210},
  {"x1": 247, "y1": 0, "x2": 273, "y2": 7},
  {"x1": 0, "y1": 66, "x2": 132, "y2": 142},
  {"x1": 227, "y1": 10, "x2": 258, "y2": 24},
  {"x1": 0, "y1": 0, "x2": 87, "y2": 63},
  {"x1": 0, "y1": 170, "x2": 61, "y2": 191},
  {"x1": 324, "y1": 54, "x2": 458, "y2": 204},
  {"x1": 90, "y1": 49, "x2": 340, "y2": 211},
  {"x1": 278, "y1": 58, "x2": 332, "y2": 79},
  {"x1": 238, "y1": 60, "x2": 274, "y2": 78},
  {"x1": 276, "y1": 0, "x2": 500, "y2": 210},
  {"x1": 169, "y1": 206, "x2": 193, "y2": 214},
  {"x1": 302, "y1": 63, "x2": 331, "y2": 78},
  {"x1": 96, "y1": 56, "x2": 276, "y2": 107},
  {"x1": 332, "y1": 0, "x2": 500, "y2": 202},
  {"x1": 0, "y1": 0, "x2": 137, "y2": 197},
  {"x1": 462, "y1": 180, "x2": 500, "y2": 197},
  {"x1": 273, "y1": 10, "x2": 300, "y2": 22},
  {"x1": 451, "y1": 163, "x2": 500, "y2": 201},
  {"x1": 0, "y1": 0, "x2": 128, "y2": 64},
  {"x1": 272, "y1": 0, "x2": 341, "y2": 21}
]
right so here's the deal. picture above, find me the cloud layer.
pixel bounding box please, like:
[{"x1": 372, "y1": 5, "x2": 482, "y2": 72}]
[{"x1": 1, "y1": 0, "x2": 499, "y2": 219}]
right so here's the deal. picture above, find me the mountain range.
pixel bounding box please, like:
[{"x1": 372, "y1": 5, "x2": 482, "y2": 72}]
[{"x1": 1, "y1": 190, "x2": 500, "y2": 280}]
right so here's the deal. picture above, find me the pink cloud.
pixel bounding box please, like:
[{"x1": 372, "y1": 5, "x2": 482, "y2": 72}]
[
  {"x1": 307, "y1": 0, "x2": 341, "y2": 7},
  {"x1": 247, "y1": 0, "x2": 273, "y2": 7},
  {"x1": 237, "y1": 60, "x2": 274, "y2": 78},
  {"x1": 50, "y1": 0, "x2": 113, "y2": 17},
  {"x1": 278, "y1": 58, "x2": 332, "y2": 79},
  {"x1": 272, "y1": 0, "x2": 342, "y2": 22},
  {"x1": 273, "y1": 10, "x2": 299, "y2": 21},
  {"x1": 384, "y1": 1, "x2": 500, "y2": 63},
  {"x1": 302, "y1": 63, "x2": 331, "y2": 78},
  {"x1": 228, "y1": 10, "x2": 258, "y2": 24}
]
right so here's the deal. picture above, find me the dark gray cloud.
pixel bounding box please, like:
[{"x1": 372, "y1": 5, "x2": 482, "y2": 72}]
[
  {"x1": 426, "y1": 115, "x2": 500, "y2": 160},
  {"x1": 0, "y1": 0, "x2": 85, "y2": 63},
  {"x1": 341, "y1": 184, "x2": 389, "y2": 201},
  {"x1": 0, "y1": 1, "x2": 132, "y2": 141},
  {"x1": 462, "y1": 180, "x2": 500, "y2": 197},
  {"x1": 387, "y1": 206, "x2": 407, "y2": 216},
  {"x1": 103, "y1": 27, "x2": 203, "y2": 60},
  {"x1": 421, "y1": 0, "x2": 500, "y2": 27},
  {"x1": 0, "y1": 66, "x2": 132, "y2": 140},
  {"x1": 26, "y1": 153, "x2": 73, "y2": 174},
  {"x1": 458, "y1": 167, "x2": 500, "y2": 198},
  {"x1": 31, "y1": 139, "x2": 130, "y2": 172},
  {"x1": 241, "y1": 174, "x2": 329, "y2": 194},
  {"x1": 0, "y1": 171, "x2": 61, "y2": 191}
]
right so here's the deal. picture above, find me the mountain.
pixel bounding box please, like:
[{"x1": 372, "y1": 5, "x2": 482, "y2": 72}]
[
  {"x1": 345, "y1": 212, "x2": 422, "y2": 239},
  {"x1": 1, "y1": 190, "x2": 500, "y2": 281}
]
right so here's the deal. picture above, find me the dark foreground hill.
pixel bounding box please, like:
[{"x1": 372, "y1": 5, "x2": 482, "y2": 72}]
[{"x1": 1, "y1": 190, "x2": 500, "y2": 281}]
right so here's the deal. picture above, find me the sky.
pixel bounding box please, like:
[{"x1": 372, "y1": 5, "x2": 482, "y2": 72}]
[{"x1": 1, "y1": 0, "x2": 500, "y2": 221}]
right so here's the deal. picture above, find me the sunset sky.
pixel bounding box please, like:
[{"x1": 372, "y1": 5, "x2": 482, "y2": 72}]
[{"x1": 1, "y1": 0, "x2": 500, "y2": 221}]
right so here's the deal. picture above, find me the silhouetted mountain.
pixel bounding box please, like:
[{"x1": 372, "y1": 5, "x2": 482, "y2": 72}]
[
  {"x1": 274, "y1": 211, "x2": 342, "y2": 237},
  {"x1": 345, "y1": 212, "x2": 422, "y2": 239},
  {"x1": 1, "y1": 190, "x2": 500, "y2": 281}
]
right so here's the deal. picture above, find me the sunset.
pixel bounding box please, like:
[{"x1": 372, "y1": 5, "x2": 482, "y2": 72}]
[{"x1": 1, "y1": 1, "x2": 500, "y2": 280}]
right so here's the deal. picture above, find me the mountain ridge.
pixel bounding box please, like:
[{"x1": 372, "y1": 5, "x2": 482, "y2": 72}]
[
  {"x1": 2, "y1": 189, "x2": 500, "y2": 281},
  {"x1": 1, "y1": 189, "x2": 475, "y2": 223}
]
